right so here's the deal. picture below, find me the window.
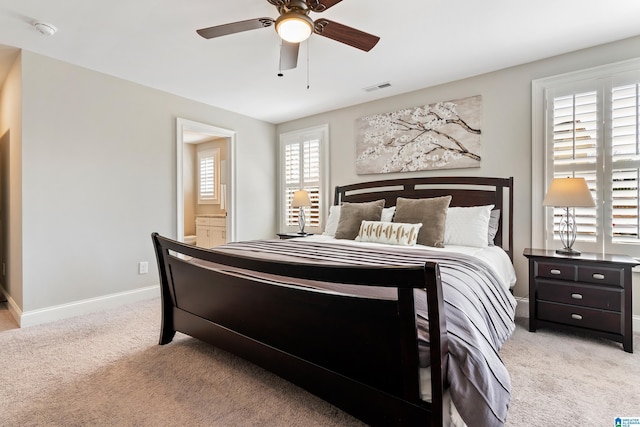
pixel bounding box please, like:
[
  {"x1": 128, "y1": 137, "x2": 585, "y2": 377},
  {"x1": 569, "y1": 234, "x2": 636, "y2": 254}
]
[
  {"x1": 533, "y1": 59, "x2": 640, "y2": 256},
  {"x1": 197, "y1": 148, "x2": 220, "y2": 204},
  {"x1": 279, "y1": 125, "x2": 329, "y2": 233}
]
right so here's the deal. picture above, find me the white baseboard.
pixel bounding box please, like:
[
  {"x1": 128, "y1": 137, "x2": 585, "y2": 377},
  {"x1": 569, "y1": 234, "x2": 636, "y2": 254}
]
[
  {"x1": 17, "y1": 285, "x2": 160, "y2": 328},
  {"x1": 515, "y1": 297, "x2": 640, "y2": 332},
  {"x1": 514, "y1": 296, "x2": 530, "y2": 318}
]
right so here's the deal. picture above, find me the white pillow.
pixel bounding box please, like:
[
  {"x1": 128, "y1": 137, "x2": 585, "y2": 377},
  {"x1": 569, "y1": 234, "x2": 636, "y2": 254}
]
[
  {"x1": 323, "y1": 205, "x2": 341, "y2": 236},
  {"x1": 381, "y1": 206, "x2": 396, "y2": 222},
  {"x1": 444, "y1": 205, "x2": 494, "y2": 248},
  {"x1": 357, "y1": 221, "x2": 423, "y2": 246},
  {"x1": 323, "y1": 206, "x2": 396, "y2": 236}
]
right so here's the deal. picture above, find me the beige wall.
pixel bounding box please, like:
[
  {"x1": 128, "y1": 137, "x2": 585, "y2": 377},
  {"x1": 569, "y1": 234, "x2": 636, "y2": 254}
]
[
  {"x1": 8, "y1": 50, "x2": 276, "y2": 318},
  {"x1": 183, "y1": 143, "x2": 196, "y2": 236},
  {"x1": 277, "y1": 35, "x2": 640, "y2": 317}
]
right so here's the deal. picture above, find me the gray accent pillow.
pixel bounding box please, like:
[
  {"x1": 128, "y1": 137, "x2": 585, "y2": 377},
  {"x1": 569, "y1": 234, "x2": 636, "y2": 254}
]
[
  {"x1": 393, "y1": 196, "x2": 452, "y2": 247},
  {"x1": 334, "y1": 199, "x2": 385, "y2": 240}
]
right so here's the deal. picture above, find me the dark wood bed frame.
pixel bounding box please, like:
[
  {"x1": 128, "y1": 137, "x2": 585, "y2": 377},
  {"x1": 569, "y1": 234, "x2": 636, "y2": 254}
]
[{"x1": 152, "y1": 176, "x2": 513, "y2": 426}]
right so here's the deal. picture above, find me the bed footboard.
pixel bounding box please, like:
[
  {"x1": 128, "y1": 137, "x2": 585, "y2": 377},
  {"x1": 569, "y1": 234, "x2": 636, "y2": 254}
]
[{"x1": 152, "y1": 233, "x2": 448, "y2": 426}]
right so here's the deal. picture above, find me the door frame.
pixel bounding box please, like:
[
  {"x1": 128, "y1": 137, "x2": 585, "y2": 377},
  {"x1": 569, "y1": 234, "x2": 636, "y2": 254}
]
[{"x1": 176, "y1": 118, "x2": 236, "y2": 243}]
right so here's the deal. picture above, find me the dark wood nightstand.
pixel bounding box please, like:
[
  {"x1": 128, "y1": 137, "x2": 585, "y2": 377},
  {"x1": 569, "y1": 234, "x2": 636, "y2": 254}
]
[
  {"x1": 524, "y1": 248, "x2": 638, "y2": 353},
  {"x1": 277, "y1": 232, "x2": 313, "y2": 240}
]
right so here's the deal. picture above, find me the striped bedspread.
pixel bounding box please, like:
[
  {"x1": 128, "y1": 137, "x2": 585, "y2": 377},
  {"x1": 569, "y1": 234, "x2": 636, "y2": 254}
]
[{"x1": 214, "y1": 239, "x2": 517, "y2": 427}]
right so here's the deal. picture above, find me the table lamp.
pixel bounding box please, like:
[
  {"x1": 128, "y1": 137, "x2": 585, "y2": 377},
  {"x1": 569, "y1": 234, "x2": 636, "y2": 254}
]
[
  {"x1": 542, "y1": 177, "x2": 596, "y2": 255},
  {"x1": 292, "y1": 190, "x2": 312, "y2": 234}
]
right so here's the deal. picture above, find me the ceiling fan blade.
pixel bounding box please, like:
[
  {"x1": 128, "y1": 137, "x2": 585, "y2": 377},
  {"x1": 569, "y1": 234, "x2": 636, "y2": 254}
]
[
  {"x1": 313, "y1": 19, "x2": 380, "y2": 51},
  {"x1": 196, "y1": 18, "x2": 274, "y2": 39},
  {"x1": 280, "y1": 41, "x2": 300, "y2": 70},
  {"x1": 310, "y1": 0, "x2": 344, "y2": 12}
]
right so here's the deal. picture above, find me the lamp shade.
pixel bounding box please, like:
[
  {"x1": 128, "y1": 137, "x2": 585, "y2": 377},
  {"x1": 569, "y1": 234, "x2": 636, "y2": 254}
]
[
  {"x1": 542, "y1": 178, "x2": 595, "y2": 208},
  {"x1": 275, "y1": 11, "x2": 313, "y2": 43},
  {"x1": 292, "y1": 190, "x2": 311, "y2": 208}
]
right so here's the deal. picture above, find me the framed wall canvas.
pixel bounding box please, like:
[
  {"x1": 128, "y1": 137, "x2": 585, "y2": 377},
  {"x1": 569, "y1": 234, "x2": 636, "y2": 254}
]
[{"x1": 355, "y1": 95, "x2": 482, "y2": 174}]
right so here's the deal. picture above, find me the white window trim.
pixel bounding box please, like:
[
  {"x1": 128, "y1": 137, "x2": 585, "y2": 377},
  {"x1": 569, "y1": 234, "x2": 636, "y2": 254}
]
[
  {"x1": 532, "y1": 57, "x2": 640, "y2": 254},
  {"x1": 278, "y1": 124, "x2": 330, "y2": 233}
]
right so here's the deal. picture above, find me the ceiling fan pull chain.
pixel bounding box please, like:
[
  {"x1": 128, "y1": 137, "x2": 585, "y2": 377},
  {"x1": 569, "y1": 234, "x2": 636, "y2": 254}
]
[{"x1": 278, "y1": 40, "x2": 284, "y2": 77}]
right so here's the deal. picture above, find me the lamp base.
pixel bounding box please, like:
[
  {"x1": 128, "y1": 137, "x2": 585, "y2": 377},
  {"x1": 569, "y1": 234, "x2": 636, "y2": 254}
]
[
  {"x1": 556, "y1": 247, "x2": 581, "y2": 256},
  {"x1": 298, "y1": 208, "x2": 306, "y2": 235}
]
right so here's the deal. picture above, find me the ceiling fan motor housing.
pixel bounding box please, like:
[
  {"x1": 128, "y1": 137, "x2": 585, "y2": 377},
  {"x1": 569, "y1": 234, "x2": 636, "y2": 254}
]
[
  {"x1": 275, "y1": 1, "x2": 314, "y2": 43},
  {"x1": 279, "y1": 0, "x2": 309, "y2": 14}
]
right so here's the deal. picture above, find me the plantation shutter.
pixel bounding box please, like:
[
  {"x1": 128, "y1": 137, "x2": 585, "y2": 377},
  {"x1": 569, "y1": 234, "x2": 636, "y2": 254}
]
[
  {"x1": 198, "y1": 149, "x2": 216, "y2": 204},
  {"x1": 610, "y1": 83, "x2": 640, "y2": 243},
  {"x1": 279, "y1": 125, "x2": 328, "y2": 233},
  {"x1": 284, "y1": 142, "x2": 301, "y2": 227},
  {"x1": 550, "y1": 91, "x2": 599, "y2": 243},
  {"x1": 284, "y1": 139, "x2": 321, "y2": 228},
  {"x1": 544, "y1": 68, "x2": 640, "y2": 256}
]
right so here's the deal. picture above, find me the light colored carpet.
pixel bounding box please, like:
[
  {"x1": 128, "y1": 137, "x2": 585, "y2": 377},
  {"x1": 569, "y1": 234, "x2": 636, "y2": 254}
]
[
  {"x1": 0, "y1": 298, "x2": 363, "y2": 426},
  {"x1": 0, "y1": 298, "x2": 638, "y2": 426},
  {"x1": 501, "y1": 317, "x2": 640, "y2": 426}
]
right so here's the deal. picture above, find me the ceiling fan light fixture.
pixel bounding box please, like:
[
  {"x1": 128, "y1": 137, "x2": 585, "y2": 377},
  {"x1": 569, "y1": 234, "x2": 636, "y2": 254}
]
[{"x1": 275, "y1": 11, "x2": 313, "y2": 43}]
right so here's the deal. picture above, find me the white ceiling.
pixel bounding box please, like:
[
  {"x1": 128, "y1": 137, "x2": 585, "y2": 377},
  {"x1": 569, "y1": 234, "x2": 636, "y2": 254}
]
[{"x1": 1, "y1": 0, "x2": 639, "y2": 124}]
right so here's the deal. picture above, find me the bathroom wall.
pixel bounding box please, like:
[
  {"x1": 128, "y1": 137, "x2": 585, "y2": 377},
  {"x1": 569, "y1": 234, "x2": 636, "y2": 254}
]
[{"x1": 183, "y1": 143, "x2": 196, "y2": 236}]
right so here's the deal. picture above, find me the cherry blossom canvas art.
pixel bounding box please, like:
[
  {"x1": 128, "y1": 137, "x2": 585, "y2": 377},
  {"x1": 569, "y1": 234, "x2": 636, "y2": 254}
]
[{"x1": 355, "y1": 95, "x2": 482, "y2": 174}]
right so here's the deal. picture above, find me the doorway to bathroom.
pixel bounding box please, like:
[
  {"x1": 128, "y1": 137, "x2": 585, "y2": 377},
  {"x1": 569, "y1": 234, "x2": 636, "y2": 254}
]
[{"x1": 176, "y1": 118, "x2": 235, "y2": 246}]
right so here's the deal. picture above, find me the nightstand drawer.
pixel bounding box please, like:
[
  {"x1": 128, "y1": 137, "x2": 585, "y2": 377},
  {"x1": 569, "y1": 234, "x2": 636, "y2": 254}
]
[
  {"x1": 536, "y1": 262, "x2": 577, "y2": 281},
  {"x1": 577, "y1": 265, "x2": 623, "y2": 287},
  {"x1": 537, "y1": 281, "x2": 622, "y2": 311},
  {"x1": 538, "y1": 301, "x2": 621, "y2": 334}
]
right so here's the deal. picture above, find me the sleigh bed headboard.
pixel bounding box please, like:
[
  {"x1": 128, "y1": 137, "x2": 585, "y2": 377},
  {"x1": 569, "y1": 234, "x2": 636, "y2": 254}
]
[{"x1": 334, "y1": 176, "x2": 514, "y2": 260}]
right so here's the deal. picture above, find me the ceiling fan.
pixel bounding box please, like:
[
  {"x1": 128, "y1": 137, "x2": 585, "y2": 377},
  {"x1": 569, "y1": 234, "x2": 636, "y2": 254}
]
[{"x1": 196, "y1": 0, "x2": 380, "y2": 71}]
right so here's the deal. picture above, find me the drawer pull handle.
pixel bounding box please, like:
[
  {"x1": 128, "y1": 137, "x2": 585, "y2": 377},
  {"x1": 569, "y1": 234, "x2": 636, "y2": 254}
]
[
  {"x1": 571, "y1": 293, "x2": 583, "y2": 300},
  {"x1": 571, "y1": 314, "x2": 583, "y2": 320},
  {"x1": 592, "y1": 273, "x2": 605, "y2": 280},
  {"x1": 550, "y1": 269, "x2": 561, "y2": 275}
]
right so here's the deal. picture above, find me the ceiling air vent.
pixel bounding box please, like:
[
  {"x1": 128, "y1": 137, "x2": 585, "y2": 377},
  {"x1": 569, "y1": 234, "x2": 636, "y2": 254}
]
[{"x1": 363, "y1": 82, "x2": 391, "y2": 92}]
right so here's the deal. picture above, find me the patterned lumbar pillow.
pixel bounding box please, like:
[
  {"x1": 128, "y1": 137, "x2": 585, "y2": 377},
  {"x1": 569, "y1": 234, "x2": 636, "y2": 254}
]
[{"x1": 357, "y1": 221, "x2": 423, "y2": 246}]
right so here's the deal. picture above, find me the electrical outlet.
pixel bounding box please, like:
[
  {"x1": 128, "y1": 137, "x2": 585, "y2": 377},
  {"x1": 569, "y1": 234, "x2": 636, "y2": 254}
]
[{"x1": 138, "y1": 261, "x2": 149, "y2": 275}]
